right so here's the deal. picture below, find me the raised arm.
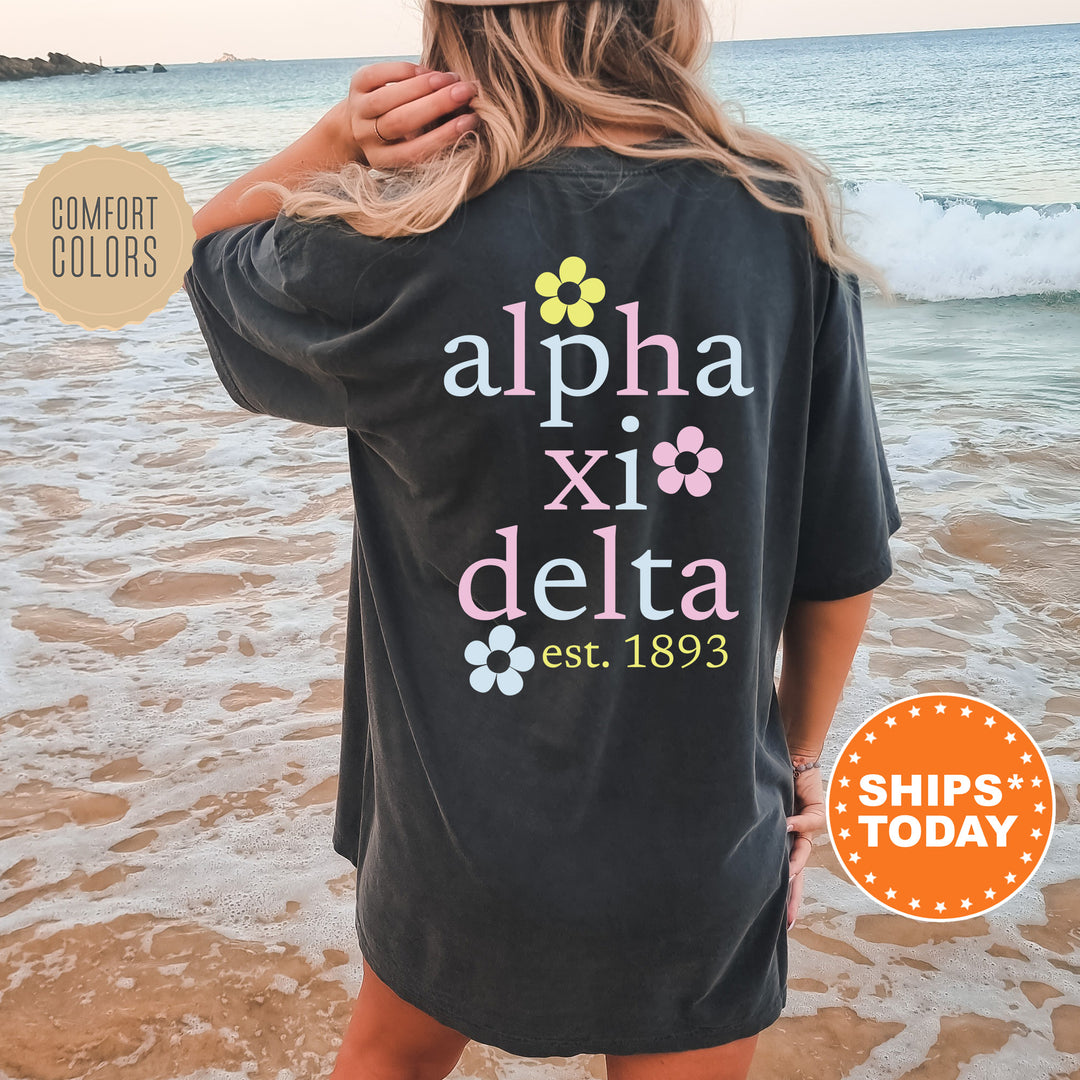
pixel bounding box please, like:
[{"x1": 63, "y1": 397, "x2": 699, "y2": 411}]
[{"x1": 192, "y1": 60, "x2": 478, "y2": 240}]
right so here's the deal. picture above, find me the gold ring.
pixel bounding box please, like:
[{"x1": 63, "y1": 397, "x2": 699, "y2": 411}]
[{"x1": 373, "y1": 114, "x2": 393, "y2": 144}]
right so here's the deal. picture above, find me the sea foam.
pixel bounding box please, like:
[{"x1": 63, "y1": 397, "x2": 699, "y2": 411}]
[{"x1": 843, "y1": 180, "x2": 1080, "y2": 301}]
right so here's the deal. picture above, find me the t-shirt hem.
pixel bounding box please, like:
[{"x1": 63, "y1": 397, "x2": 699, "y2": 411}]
[
  {"x1": 354, "y1": 910, "x2": 786, "y2": 1057},
  {"x1": 789, "y1": 547, "x2": 897, "y2": 602},
  {"x1": 183, "y1": 266, "x2": 266, "y2": 417},
  {"x1": 333, "y1": 828, "x2": 359, "y2": 868}
]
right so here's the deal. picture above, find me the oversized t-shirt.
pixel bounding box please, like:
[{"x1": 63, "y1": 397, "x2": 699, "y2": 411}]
[{"x1": 183, "y1": 138, "x2": 902, "y2": 1058}]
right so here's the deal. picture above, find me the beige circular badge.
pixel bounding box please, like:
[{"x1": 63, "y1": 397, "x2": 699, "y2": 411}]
[{"x1": 11, "y1": 144, "x2": 195, "y2": 330}]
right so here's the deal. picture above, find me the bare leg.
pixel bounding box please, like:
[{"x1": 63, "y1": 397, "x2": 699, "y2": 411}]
[
  {"x1": 606, "y1": 1033, "x2": 760, "y2": 1080},
  {"x1": 330, "y1": 957, "x2": 472, "y2": 1080}
]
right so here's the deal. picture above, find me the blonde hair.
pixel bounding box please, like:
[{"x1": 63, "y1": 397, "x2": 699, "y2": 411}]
[{"x1": 250, "y1": 0, "x2": 893, "y2": 299}]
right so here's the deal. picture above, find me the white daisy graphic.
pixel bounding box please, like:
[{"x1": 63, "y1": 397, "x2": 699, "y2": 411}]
[{"x1": 464, "y1": 623, "x2": 535, "y2": 696}]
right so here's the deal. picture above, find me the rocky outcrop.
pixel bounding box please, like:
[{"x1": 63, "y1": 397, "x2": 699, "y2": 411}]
[
  {"x1": 0, "y1": 52, "x2": 166, "y2": 81},
  {"x1": 212, "y1": 52, "x2": 262, "y2": 62},
  {"x1": 0, "y1": 51, "x2": 104, "y2": 81}
]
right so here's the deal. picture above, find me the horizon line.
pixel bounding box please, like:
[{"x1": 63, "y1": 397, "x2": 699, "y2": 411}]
[{"x1": 28, "y1": 18, "x2": 1078, "y2": 68}]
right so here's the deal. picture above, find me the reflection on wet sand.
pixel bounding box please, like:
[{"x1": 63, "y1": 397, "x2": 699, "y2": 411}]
[{"x1": 2, "y1": 301, "x2": 1078, "y2": 1078}]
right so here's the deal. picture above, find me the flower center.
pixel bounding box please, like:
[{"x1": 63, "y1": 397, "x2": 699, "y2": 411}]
[
  {"x1": 487, "y1": 649, "x2": 512, "y2": 673},
  {"x1": 557, "y1": 281, "x2": 582, "y2": 305},
  {"x1": 675, "y1": 450, "x2": 699, "y2": 474}
]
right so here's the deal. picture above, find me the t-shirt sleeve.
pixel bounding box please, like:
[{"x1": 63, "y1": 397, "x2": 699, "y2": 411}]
[
  {"x1": 790, "y1": 263, "x2": 903, "y2": 601},
  {"x1": 183, "y1": 213, "x2": 349, "y2": 428}
]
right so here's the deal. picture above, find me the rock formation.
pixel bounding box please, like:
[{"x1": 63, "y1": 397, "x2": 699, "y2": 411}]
[
  {"x1": 0, "y1": 52, "x2": 167, "y2": 81},
  {"x1": 0, "y1": 51, "x2": 104, "y2": 81}
]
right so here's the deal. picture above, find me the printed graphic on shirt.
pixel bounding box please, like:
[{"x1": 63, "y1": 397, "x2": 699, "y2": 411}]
[{"x1": 447, "y1": 255, "x2": 750, "y2": 696}]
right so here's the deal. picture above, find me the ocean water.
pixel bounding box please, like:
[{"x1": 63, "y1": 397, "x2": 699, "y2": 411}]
[{"x1": 1, "y1": 21, "x2": 1079, "y2": 1080}]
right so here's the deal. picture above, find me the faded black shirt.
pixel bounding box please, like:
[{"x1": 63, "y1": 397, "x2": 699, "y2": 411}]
[{"x1": 183, "y1": 140, "x2": 902, "y2": 1057}]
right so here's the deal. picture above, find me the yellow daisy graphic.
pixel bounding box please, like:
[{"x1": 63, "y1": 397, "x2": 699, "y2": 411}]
[{"x1": 534, "y1": 256, "x2": 606, "y2": 327}]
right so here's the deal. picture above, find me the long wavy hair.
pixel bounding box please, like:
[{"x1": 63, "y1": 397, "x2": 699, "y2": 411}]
[{"x1": 250, "y1": 0, "x2": 892, "y2": 298}]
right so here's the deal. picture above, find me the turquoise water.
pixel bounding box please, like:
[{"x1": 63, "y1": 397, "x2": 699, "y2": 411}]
[{"x1": 2, "y1": 22, "x2": 1078, "y2": 295}]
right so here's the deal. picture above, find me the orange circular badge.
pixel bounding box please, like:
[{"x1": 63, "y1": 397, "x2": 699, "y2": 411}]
[{"x1": 826, "y1": 693, "x2": 1054, "y2": 921}]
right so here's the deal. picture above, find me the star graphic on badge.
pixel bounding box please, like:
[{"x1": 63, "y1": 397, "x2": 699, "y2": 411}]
[
  {"x1": 935, "y1": 702, "x2": 946, "y2": 714},
  {"x1": 960, "y1": 705, "x2": 972, "y2": 717}
]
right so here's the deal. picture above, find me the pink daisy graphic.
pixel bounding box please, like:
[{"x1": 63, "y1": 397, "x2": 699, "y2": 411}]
[{"x1": 652, "y1": 425, "x2": 723, "y2": 496}]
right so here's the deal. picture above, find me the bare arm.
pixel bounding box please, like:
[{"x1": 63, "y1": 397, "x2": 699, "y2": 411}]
[
  {"x1": 779, "y1": 588, "x2": 875, "y2": 929},
  {"x1": 778, "y1": 588, "x2": 875, "y2": 763},
  {"x1": 191, "y1": 99, "x2": 357, "y2": 240}
]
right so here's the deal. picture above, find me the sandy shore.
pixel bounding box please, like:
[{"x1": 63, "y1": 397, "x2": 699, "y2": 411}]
[{"x1": 3, "y1": 317, "x2": 1079, "y2": 1079}]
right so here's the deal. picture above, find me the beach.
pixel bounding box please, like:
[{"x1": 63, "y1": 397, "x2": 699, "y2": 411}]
[{"x1": 2, "y1": 22, "x2": 1079, "y2": 1080}]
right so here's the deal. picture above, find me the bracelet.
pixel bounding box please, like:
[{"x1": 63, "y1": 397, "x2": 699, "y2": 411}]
[{"x1": 792, "y1": 759, "x2": 821, "y2": 778}]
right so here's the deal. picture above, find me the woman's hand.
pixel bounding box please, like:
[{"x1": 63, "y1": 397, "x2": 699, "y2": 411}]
[
  {"x1": 785, "y1": 762, "x2": 826, "y2": 931},
  {"x1": 190, "y1": 60, "x2": 480, "y2": 240},
  {"x1": 343, "y1": 60, "x2": 479, "y2": 170}
]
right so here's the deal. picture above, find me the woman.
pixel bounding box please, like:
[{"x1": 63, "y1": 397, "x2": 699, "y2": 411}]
[{"x1": 183, "y1": 1, "x2": 902, "y2": 1077}]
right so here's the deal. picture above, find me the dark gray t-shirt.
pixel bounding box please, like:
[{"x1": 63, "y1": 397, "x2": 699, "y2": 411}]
[{"x1": 184, "y1": 139, "x2": 902, "y2": 1057}]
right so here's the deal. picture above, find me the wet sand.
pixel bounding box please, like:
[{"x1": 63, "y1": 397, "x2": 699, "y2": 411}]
[{"x1": 3, "y1": 305, "x2": 1080, "y2": 1079}]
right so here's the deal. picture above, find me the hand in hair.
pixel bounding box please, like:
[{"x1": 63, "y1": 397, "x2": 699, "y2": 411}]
[
  {"x1": 188, "y1": 60, "x2": 481, "y2": 239},
  {"x1": 345, "y1": 60, "x2": 479, "y2": 169}
]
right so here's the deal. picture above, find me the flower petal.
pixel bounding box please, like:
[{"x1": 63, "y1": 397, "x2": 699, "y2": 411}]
[
  {"x1": 488, "y1": 623, "x2": 516, "y2": 652},
  {"x1": 469, "y1": 665, "x2": 496, "y2": 693},
  {"x1": 535, "y1": 270, "x2": 561, "y2": 297},
  {"x1": 559, "y1": 255, "x2": 587, "y2": 284},
  {"x1": 567, "y1": 299, "x2": 594, "y2": 327},
  {"x1": 540, "y1": 297, "x2": 566, "y2": 325},
  {"x1": 496, "y1": 667, "x2": 524, "y2": 696},
  {"x1": 652, "y1": 440, "x2": 678, "y2": 467},
  {"x1": 684, "y1": 469, "x2": 713, "y2": 497},
  {"x1": 509, "y1": 645, "x2": 535, "y2": 672},
  {"x1": 657, "y1": 466, "x2": 686, "y2": 494},
  {"x1": 696, "y1": 446, "x2": 723, "y2": 473},
  {"x1": 464, "y1": 639, "x2": 490, "y2": 666},
  {"x1": 676, "y1": 425, "x2": 704, "y2": 453},
  {"x1": 579, "y1": 276, "x2": 605, "y2": 303}
]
